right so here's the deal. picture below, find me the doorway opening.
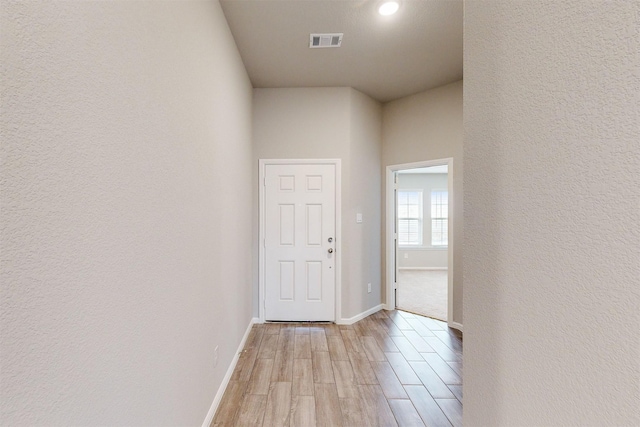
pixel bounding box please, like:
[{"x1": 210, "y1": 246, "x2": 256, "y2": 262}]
[{"x1": 385, "y1": 159, "x2": 453, "y2": 324}]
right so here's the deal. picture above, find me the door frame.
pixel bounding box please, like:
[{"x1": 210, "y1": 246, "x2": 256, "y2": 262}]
[
  {"x1": 385, "y1": 158, "x2": 454, "y2": 326},
  {"x1": 259, "y1": 159, "x2": 342, "y2": 323}
]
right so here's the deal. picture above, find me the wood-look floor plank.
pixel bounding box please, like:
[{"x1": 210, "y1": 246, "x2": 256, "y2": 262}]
[
  {"x1": 340, "y1": 330, "x2": 364, "y2": 354},
  {"x1": 397, "y1": 310, "x2": 416, "y2": 319},
  {"x1": 436, "y1": 398, "x2": 462, "y2": 427},
  {"x1": 310, "y1": 329, "x2": 329, "y2": 352},
  {"x1": 271, "y1": 350, "x2": 294, "y2": 382},
  {"x1": 389, "y1": 314, "x2": 413, "y2": 330},
  {"x1": 422, "y1": 353, "x2": 462, "y2": 385},
  {"x1": 280, "y1": 324, "x2": 296, "y2": 334},
  {"x1": 404, "y1": 385, "x2": 452, "y2": 427},
  {"x1": 235, "y1": 394, "x2": 267, "y2": 427},
  {"x1": 417, "y1": 315, "x2": 445, "y2": 331},
  {"x1": 357, "y1": 318, "x2": 376, "y2": 336},
  {"x1": 292, "y1": 358, "x2": 314, "y2": 396},
  {"x1": 361, "y1": 336, "x2": 386, "y2": 362},
  {"x1": 312, "y1": 351, "x2": 335, "y2": 384},
  {"x1": 314, "y1": 383, "x2": 343, "y2": 427},
  {"x1": 371, "y1": 361, "x2": 408, "y2": 399},
  {"x1": 409, "y1": 361, "x2": 455, "y2": 399},
  {"x1": 290, "y1": 395, "x2": 316, "y2": 427},
  {"x1": 247, "y1": 358, "x2": 274, "y2": 395},
  {"x1": 348, "y1": 351, "x2": 378, "y2": 385},
  {"x1": 391, "y1": 336, "x2": 424, "y2": 361},
  {"x1": 403, "y1": 330, "x2": 435, "y2": 353},
  {"x1": 323, "y1": 324, "x2": 341, "y2": 336},
  {"x1": 388, "y1": 399, "x2": 426, "y2": 426},
  {"x1": 374, "y1": 310, "x2": 389, "y2": 319},
  {"x1": 339, "y1": 397, "x2": 366, "y2": 427},
  {"x1": 232, "y1": 350, "x2": 258, "y2": 382},
  {"x1": 364, "y1": 317, "x2": 385, "y2": 335},
  {"x1": 405, "y1": 318, "x2": 435, "y2": 337},
  {"x1": 214, "y1": 312, "x2": 462, "y2": 427},
  {"x1": 379, "y1": 318, "x2": 405, "y2": 336},
  {"x1": 265, "y1": 323, "x2": 282, "y2": 335},
  {"x1": 384, "y1": 352, "x2": 422, "y2": 385},
  {"x1": 447, "y1": 361, "x2": 463, "y2": 377},
  {"x1": 359, "y1": 384, "x2": 398, "y2": 427},
  {"x1": 332, "y1": 360, "x2": 359, "y2": 398},
  {"x1": 431, "y1": 319, "x2": 449, "y2": 331},
  {"x1": 211, "y1": 381, "x2": 247, "y2": 427},
  {"x1": 371, "y1": 328, "x2": 400, "y2": 352},
  {"x1": 245, "y1": 326, "x2": 265, "y2": 350},
  {"x1": 258, "y1": 334, "x2": 279, "y2": 359},
  {"x1": 294, "y1": 335, "x2": 312, "y2": 359},
  {"x1": 425, "y1": 337, "x2": 460, "y2": 362},
  {"x1": 386, "y1": 311, "x2": 403, "y2": 320},
  {"x1": 433, "y1": 330, "x2": 463, "y2": 353},
  {"x1": 263, "y1": 382, "x2": 292, "y2": 427},
  {"x1": 278, "y1": 329, "x2": 296, "y2": 353},
  {"x1": 448, "y1": 385, "x2": 463, "y2": 402},
  {"x1": 296, "y1": 326, "x2": 310, "y2": 335},
  {"x1": 327, "y1": 335, "x2": 349, "y2": 361}
]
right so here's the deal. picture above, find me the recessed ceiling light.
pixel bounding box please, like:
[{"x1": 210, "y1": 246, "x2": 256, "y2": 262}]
[{"x1": 378, "y1": 1, "x2": 399, "y2": 16}]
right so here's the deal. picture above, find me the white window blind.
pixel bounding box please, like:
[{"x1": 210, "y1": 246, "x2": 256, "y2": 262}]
[
  {"x1": 398, "y1": 190, "x2": 422, "y2": 246},
  {"x1": 431, "y1": 190, "x2": 448, "y2": 246}
]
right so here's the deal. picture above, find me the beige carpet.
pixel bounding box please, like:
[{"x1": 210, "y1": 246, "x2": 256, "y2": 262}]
[{"x1": 396, "y1": 269, "x2": 448, "y2": 321}]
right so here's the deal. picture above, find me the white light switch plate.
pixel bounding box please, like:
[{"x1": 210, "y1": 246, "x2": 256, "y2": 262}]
[{"x1": 356, "y1": 213, "x2": 363, "y2": 223}]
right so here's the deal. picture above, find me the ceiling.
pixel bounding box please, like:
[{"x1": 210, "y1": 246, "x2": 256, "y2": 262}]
[{"x1": 220, "y1": 0, "x2": 463, "y2": 103}]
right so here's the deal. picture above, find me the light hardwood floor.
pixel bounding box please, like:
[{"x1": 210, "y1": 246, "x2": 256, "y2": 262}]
[{"x1": 211, "y1": 310, "x2": 462, "y2": 427}]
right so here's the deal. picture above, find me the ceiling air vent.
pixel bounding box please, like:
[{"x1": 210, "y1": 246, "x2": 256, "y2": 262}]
[{"x1": 310, "y1": 33, "x2": 343, "y2": 48}]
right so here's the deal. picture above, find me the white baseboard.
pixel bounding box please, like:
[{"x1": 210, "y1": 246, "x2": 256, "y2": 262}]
[
  {"x1": 337, "y1": 304, "x2": 383, "y2": 325},
  {"x1": 202, "y1": 317, "x2": 257, "y2": 427},
  {"x1": 450, "y1": 321, "x2": 463, "y2": 332},
  {"x1": 398, "y1": 267, "x2": 448, "y2": 271},
  {"x1": 382, "y1": 303, "x2": 394, "y2": 311}
]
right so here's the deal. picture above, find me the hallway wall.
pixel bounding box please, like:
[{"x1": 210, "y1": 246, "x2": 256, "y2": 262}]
[
  {"x1": 464, "y1": 1, "x2": 639, "y2": 425},
  {"x1": 0, "y1": 1, "x2": 253, "y2": 425}
]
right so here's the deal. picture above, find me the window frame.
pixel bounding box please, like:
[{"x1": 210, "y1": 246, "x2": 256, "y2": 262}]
[
  {"x1": 397, "y1": 189, "x2": 423, "y2": 247},
  {"x1": 430, "y1": 189, "x2": 448, "y2": 247}
]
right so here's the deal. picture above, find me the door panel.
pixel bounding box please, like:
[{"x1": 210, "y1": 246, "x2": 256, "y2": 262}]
[{"x1": 265, "y1": 164, "x2": 336, "y2": 321}]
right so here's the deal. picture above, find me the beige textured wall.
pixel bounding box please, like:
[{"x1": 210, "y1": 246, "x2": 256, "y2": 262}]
[
  {"x1": 347, "y1": 88, "x2": 383, "y2": 317},
  {"x1": 0, "y1": 1, "x2": 253, "y2": 425},
  {"x1": 464, "y1": 1, "x2": 639, "y2": 425},
  {"x1": 252, "y1": 88, "x2": 382, "y2": 320},
  {"x1": 382, "y1": 80, "x2": 463, "y2": 324}
]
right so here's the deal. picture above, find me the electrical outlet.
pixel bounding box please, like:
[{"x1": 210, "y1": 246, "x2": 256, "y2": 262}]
[
  {"x1": 213, "y1": 346, "x2": 219, "y2": 368},
  {"x1": 367, "y1": 283, "x2": 371, "y2": 293},
  {"x1": 404, "y1": 253, "x2": 409, "y2": 259}
]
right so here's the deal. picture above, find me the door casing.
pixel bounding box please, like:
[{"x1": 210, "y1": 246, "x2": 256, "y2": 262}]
[
  {"x1": 259, "y1": 159, "x2": 342, "y2": 323},
  {"x1": 385, "y1": 158, "x2": 454, "y2": 326}
]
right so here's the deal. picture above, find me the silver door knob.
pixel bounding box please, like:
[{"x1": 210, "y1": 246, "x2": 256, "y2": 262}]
[{"x1": 328, "y1": 248, "x2": 334, "y2": 253}]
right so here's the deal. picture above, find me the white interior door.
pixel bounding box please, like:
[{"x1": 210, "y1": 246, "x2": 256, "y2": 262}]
[{"x1": 264, "y1": 163, "x2": 336, "y2": 321}]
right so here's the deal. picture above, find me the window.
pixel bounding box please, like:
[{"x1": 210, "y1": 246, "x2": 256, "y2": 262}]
[
  {"x1": 431, "y1": 190, "x2": 448, "y2": 246},
  {"x1": 398, "y1": 190, "x2": 422, "y2": 246}
]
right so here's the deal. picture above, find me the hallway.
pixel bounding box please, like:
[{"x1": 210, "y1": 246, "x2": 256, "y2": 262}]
[{"x1": 212, "y1": 310, "x2": 462, "y2": 426}]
